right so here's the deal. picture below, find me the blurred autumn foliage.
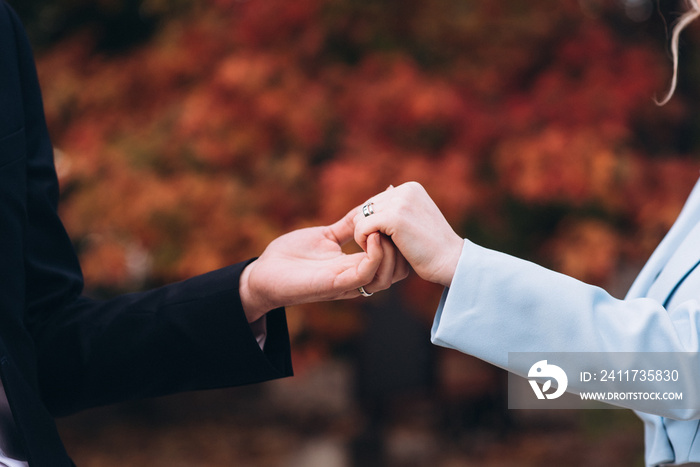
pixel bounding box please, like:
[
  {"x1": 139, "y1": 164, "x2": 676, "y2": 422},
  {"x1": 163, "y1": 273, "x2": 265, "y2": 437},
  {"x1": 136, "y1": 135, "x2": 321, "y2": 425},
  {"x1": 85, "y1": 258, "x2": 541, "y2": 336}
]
[
  {"x1": 9, "y1": 1, "x2": 700, "y2": 464},
  {"x1": 16, "y1": 0, "x2": 700, "y2": 327}
]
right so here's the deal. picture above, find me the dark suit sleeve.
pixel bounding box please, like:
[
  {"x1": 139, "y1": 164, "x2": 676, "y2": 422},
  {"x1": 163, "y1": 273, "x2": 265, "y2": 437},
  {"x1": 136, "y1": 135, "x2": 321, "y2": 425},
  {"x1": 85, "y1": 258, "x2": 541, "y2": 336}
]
[
  {"x1": 2, "y1": 1, "x2": 292, "y2": 418},
  {"x1": 31, "y1": 265, "x2": 293, "y2": 418}
]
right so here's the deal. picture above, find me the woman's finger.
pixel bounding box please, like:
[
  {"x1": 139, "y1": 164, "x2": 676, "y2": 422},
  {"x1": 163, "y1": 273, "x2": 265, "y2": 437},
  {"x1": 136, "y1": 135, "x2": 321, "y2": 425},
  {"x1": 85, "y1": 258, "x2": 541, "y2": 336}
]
[{"x1": 362, "y1": 235, "x2": 397, "y2": 294}]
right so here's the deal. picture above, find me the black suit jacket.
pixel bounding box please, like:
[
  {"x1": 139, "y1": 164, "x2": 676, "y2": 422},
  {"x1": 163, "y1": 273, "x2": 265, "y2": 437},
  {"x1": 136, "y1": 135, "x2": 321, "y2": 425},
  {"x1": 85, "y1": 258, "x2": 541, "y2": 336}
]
[{"x1": 0, "y1": 3, "x2": 293, "y2": 464}]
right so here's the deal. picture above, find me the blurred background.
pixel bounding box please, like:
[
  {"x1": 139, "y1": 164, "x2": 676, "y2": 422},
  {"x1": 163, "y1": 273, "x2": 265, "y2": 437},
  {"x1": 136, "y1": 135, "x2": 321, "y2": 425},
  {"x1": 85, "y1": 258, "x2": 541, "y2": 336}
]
[{"x1": 9, "y1": 0, "x2": 700, "y2": 465}]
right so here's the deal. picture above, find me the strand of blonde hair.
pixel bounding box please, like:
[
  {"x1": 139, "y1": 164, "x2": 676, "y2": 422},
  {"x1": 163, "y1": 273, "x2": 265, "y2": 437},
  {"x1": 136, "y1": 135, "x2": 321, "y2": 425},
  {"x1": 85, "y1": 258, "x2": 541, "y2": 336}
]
[{"x1": 657, "y1": 0, "x2": 700, "y2": 105}]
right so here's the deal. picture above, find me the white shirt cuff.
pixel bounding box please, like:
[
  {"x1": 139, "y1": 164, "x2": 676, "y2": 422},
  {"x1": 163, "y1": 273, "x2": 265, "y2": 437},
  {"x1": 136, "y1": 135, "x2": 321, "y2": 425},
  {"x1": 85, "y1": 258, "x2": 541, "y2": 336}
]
[{"x1": 249, "y1": 315, "x2": 268, "y2": 350}]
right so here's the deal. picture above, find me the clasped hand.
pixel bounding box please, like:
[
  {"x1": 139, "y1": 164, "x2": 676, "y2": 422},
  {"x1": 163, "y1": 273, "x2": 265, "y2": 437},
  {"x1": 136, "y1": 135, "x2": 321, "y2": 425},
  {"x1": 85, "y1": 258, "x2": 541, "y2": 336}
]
[{"x1": 239, "y1": 182, "x2": 463, "y2": 322}]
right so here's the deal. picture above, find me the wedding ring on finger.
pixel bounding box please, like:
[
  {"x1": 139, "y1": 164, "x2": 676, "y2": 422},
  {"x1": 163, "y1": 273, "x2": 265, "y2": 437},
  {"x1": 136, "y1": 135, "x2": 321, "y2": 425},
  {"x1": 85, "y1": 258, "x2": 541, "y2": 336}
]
[
  {"x1": 358, "y1": 286, "x2": 373, "y2": 297},
  {"x1": 362, "y1": 202, "x2": 375, "y2": 217}
]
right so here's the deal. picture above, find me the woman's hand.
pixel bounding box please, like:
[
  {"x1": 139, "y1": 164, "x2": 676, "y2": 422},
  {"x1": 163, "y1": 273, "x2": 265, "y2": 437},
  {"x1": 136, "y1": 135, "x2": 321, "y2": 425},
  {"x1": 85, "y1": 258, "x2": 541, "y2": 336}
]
[{"x1": 353, "y1": 182, "x2": 464, "y2": 287}]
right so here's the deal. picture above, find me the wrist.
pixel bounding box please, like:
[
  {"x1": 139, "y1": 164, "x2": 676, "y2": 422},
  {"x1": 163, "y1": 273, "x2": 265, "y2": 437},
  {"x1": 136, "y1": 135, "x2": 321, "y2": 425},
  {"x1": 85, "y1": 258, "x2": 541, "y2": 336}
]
[
  {"x1": 438, "y1": 236, "x2": 464, "y2": 287},
  {"x1": 239, "y1": 262, "x2": 271, "y2": 323}
]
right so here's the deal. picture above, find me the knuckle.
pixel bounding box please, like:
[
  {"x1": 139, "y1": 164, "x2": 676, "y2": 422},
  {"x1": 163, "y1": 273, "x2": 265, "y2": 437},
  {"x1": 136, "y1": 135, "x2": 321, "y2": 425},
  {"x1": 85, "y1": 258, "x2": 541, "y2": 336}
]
[
  {"x1": 373, "y1": 278, "x2": 390, "y2": 292},
  {"x1": 404, "y1": 181, "x2": 424, "y2": 195}
]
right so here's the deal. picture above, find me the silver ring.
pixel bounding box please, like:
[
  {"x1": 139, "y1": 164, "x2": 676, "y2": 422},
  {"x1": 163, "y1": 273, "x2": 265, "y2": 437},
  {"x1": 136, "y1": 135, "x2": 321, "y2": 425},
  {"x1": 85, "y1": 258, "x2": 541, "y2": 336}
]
[
  {"x1": 362, "y1": 202, "x2": 375, "y2": 217},
  {"x1": 358, "y1": 286, "x2": 373, "y2": 297}
]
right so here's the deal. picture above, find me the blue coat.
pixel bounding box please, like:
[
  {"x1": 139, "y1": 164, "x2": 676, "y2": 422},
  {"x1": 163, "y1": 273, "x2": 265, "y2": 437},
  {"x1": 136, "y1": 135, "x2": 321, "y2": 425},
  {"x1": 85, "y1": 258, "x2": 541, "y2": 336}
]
[{"x1": 432, "y1": 178, "x2": 700, "y2": 466}]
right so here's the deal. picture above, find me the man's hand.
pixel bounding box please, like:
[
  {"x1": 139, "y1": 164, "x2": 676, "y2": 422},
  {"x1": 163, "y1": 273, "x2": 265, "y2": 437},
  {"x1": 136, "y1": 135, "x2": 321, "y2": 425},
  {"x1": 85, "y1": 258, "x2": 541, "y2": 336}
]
[{"x1": 240, "y1": 209, "x2": 409, "y2": 322}]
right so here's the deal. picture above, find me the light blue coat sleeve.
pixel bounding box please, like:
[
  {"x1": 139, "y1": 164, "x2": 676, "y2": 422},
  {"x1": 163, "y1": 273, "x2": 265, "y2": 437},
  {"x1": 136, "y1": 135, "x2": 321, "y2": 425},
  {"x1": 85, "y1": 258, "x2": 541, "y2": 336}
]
[
  {"x1": 432, "y1": 240, "x2": 700, "y2": 374},
  {"x1": 430, "y1": 240, "x2": 700, "y2": 465}
]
